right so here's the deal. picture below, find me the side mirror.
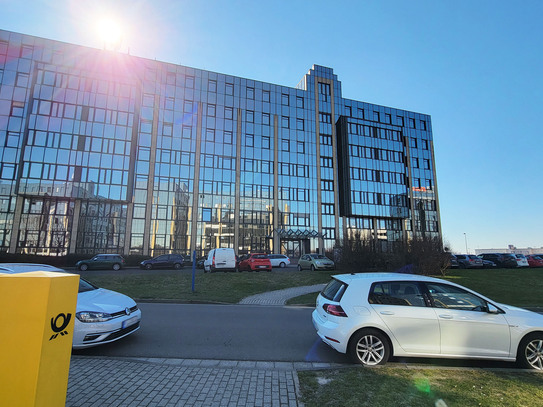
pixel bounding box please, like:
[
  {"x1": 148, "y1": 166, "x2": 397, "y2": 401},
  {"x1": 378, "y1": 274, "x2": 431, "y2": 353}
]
[{"x1": 487, "y1": 303, "x2": 502, "y2": 314}]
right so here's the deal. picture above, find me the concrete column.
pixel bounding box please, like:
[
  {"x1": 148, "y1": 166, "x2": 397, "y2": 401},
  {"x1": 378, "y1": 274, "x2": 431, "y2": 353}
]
[
  {"x1": 190, "y1": 102, "x2": 203, "y2": 256},
  {"x1": 273, "y1": 114, "x2": 279, "y2": 253},
  {"x1": 142, "y1": 95, "x2": 160, "y2": 256},
  {"x1": 234, "y1": 108, "x2": 242, "y2": 252},
  {"x1": 68, "y1": 200, "x2": 81, "y2": 254},
  {"x1": 8, "y1": 196, "x2": 24, "y2": 253}
]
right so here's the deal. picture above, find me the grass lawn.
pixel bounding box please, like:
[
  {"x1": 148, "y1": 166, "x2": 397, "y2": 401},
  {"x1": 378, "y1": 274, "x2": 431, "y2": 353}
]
[
  {"x1": 81, "y1": 269, "x2": 335, "y2": 303},
  {"x1": 298, "y1": 367, "x2": 543, "y2": 407},
  {"x1": 82, "y1": 267, "x2": 543, "y2": 307}
]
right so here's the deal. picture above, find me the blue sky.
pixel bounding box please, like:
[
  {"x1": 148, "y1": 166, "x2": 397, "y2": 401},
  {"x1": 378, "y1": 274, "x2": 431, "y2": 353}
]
[{"x1": 1, "y1": 0, "x2": 542, "y2": 253}]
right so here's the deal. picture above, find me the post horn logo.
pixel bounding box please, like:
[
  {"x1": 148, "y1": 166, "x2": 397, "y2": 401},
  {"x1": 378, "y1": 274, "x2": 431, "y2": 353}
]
[{"x1": 49, "y1": 313, "x2": 72, "y2": 341}]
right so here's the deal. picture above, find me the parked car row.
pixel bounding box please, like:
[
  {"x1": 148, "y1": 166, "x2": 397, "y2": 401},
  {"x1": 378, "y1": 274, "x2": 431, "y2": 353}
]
[
  {"x1": 74, "y1": 251, "x2": 336, "y2": 272},
  {"x1": 449, "y1": 253, "x2": 543, "y2": 269}
]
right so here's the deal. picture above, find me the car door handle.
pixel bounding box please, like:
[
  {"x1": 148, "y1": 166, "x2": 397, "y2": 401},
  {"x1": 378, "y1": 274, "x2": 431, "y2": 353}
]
[
  {"x1": 380, "y1": 311, "x2": 395, "y2": 315},
  {"x1": 439, "y1": 314, "x2": 453, "y2": 319}
]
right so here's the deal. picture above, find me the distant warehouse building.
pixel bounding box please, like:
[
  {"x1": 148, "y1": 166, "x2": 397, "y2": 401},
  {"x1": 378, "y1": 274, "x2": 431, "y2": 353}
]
[{"x1": 0, "y1": 29, "x2": 441, "y2": 258}]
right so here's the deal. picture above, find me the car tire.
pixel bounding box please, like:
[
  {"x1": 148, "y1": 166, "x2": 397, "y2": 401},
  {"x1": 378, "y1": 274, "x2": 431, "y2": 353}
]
[
  {"x1": 348, "y1": 329, "x2": 391, "y2": 366},
  {"x1": 79, "y1": 264, "x2": 88, "y2": 271},
  {"x1": 297, "y1": 264, "x2": 302, "y2": 271},
  {"x1": 112, "y1": 263, "x2": 121, "y2": 271},
  {"x1": 279, "y1": 262, "x2": 286, "y2": 268},
  {"x1": 174, "y1": 263, "x2": 182, "y2": 270},
  {"x1": 145, "y1": 264, "x2": 153, "y2": 270},
  {"x1": 311, "y1": 264, "x2": 316, "y2": 271},
  {"x1": 517, "y1": 333, "x2": 543, "y2": 370}
]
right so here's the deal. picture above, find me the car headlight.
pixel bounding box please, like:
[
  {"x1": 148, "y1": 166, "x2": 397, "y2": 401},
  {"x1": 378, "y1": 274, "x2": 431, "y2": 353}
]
[
  {"x1": 76, "y1": 311, "x2": 114, "y2": 323},
  {"x1": 315, "y1": 261, "x2": 323, "y2": 266}
]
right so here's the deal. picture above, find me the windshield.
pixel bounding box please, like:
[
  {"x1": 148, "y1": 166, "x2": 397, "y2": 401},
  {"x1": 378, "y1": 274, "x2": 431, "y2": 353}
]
[
  {"x1": 79, "y1": 277, "x2": 98, "y2": 293},
  {"x1": 311, "y1": 254, "x2": 328, "y2": 259}
]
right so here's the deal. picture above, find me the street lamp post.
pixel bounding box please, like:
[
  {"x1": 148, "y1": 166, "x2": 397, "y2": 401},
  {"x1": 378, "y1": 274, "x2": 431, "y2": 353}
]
[{"x1": 464, "y1": 233, "x2": 468, "y2": 254}]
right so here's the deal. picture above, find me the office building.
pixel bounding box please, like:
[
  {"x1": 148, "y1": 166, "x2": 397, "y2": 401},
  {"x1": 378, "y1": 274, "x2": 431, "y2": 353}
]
[{"x1": 0, "y1": 29, "x2": 441, "y2": 258}]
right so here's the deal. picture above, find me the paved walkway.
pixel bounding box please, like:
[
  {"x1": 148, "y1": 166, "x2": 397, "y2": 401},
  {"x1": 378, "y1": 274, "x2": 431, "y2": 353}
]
[
  {"x1": 238, "y1": 284, "x2": 326, "y2": 305},
  {"x1": 67, "y1": 356, "x2": 336, "y2": 407}
]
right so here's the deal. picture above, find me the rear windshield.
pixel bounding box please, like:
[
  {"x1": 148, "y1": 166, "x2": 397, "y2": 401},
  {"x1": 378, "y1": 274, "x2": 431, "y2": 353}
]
[
  {"x1": 468, "y1": 255, "x2": 479, "y2": 259},
  {"x1": 252, "y1": 255, "x2": 268, "y2": 259},
  {"x1": 321, "y1": 279, "x2": 347, "y2": 302}
]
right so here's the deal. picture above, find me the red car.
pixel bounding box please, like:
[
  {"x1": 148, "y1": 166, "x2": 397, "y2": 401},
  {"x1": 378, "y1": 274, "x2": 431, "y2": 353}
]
[
  {"x1": 526, "y1": 255, "x2": 543, "y2": 268},
  {"x1": 237, "y1": 253, "x2": 272, "y2": 272}
]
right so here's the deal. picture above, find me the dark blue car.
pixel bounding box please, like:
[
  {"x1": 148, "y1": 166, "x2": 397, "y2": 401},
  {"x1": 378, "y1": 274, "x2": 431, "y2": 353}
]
[{"x1": 140, "y1": 254, "x2": 184, "y2": 270}]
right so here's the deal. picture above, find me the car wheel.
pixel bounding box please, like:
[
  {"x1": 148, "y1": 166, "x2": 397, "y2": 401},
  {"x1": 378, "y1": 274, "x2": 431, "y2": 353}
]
[
  {"x1": 112, "y1": 263, "x2": 121, "y2": 271},
  {"x1": 311, "y1": 264, "x2": 316, "y2": 271},
  {"x1": 79, "y1": 264, "x2": 88, "y2": 271},
  {"x1": 348, "y1": 329, "x2": 391, "y2": 366},
  {"x1": 174, "y1": 263, "x2": 182, "y2": 270},
  {"x1": 297, "y1": 264, "x2": 302, "y2": 271},
  {"x1": 279, "y1": 262, "x2": 286, "y2": 268},
  {"x1": 145, "y1": 264, "x2": 153, "y2": 270},
  {"x1": 517, "y1": 333, "x2": 543, "y2": 370}
]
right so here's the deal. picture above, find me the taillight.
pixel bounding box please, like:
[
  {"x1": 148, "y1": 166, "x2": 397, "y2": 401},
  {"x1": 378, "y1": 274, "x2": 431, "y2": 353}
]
[
  {"x1": 323, "y1": 304, "x2": 347, "y2": 317},
  {"x1": 212, "y1": 255, "x2": 215, "y2": 267}
]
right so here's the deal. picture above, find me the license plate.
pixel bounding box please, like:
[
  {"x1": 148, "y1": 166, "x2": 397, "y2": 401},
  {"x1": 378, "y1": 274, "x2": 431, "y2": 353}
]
[
  {"x1": 258, "y1": 265, "x2": 267, "y2": 268},
  {"x1": 122, "y1": 316, "x2": 138, "y2": 329}
]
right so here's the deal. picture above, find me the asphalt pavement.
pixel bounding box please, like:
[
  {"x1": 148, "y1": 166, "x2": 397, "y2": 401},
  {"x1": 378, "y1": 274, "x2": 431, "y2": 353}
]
[{"x1": 66, "y1": 284, "x2": 327, "y2": 407}]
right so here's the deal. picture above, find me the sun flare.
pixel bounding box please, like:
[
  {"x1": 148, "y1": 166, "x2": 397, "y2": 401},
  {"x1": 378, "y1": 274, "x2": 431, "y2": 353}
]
[{"x1": 96, "y1": 17, "x2": 123, "y2": 49}]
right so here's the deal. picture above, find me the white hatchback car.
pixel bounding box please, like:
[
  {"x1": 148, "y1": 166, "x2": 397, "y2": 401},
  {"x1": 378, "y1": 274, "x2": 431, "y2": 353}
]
[
  {"x1": 312, "y1": 272, "x2": 543, "y2": 369},
  {"x1": 0, "y1": 263, "x2": 141, "y2": 349}
]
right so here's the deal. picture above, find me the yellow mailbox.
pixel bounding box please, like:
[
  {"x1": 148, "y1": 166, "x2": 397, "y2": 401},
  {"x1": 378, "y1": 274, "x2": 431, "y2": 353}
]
[{"x1": 0, "y1": 271, "x2": 79, "y2": 407}]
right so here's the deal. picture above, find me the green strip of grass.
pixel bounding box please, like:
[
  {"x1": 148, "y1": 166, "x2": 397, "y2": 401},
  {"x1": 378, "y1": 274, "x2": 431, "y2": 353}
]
[
  {"x1": 82, "y1": 269, "x2": 335, "y2": 303},
  {"x1": 81, "y1": 268, "x2": 543, "y2": 307},
  {"x1": 298, "y1": 367, "x2": 543, "y2": 407}
]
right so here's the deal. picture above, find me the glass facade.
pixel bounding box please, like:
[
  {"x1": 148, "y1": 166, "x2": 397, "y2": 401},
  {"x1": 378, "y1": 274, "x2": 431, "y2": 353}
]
[{"x1": 0, "y1": 29, "x2": 441, "y2": 258}]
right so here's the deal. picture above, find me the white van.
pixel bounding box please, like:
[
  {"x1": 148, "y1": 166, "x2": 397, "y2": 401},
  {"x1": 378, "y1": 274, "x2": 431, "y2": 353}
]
[{"x1": 204, "y1": 248, "x2": 237, "y2": 272}]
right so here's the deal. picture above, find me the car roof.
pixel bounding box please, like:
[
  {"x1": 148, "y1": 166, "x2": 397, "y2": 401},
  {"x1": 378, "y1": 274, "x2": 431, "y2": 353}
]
[
  {"x1": 0, "y1": 263, "x2": 65, "y2": 274},
  {"x1": 332, "y1": 272, "x2": 447, "y2": 285}
]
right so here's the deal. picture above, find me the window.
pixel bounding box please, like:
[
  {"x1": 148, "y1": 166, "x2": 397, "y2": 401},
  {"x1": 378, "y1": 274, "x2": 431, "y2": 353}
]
[
  {"x1": 320, "y1": 135, "x2": 332, "y2": 146},
  {"x1": 373, "y1": 111, "x2": 380, "y2": 122},
  {"x1": 281, "y1": 93, "x2": 289, "y2": 106},
  {"x1": 205, "y1": 128, "x2": 215, "y2": 141},
  {"x1": 320, "y1": 157, "x2": 333, "y2": 168},
  {"x1": 319, "y1": 113, "x2": 331, "y2": 124},
  {"x1": 263, "y1": 90, "x2": 270, "y2": 102},
  {"x1": 225, "y1": 83, "x2": 234, "y2": 96},
  {"x1": 409, "y1": 118, "x2": 416, "y2": 128},
  {"x1": 296, "y1": 118, "x2": 304, "y2": 131},
  {"x1": 385, "y1": 113, "x2": 392, "y2": 124},
  {"x1": 245, "y1": 134, "x2": 254, "y2": 147},
  {"x1": 426, "y1": 283, "x2": 487, "y2": 311},
  {"x1": 262, "y1": 136, "x2": 271, "y2": 149},
  {"x1": 281, "y1": 139, "x2": 290, "y2": 152},
  {"x1": 208, "y1": 79, "x2": 217, "y2": 93},
  {"x1": 11, "y1": 101, "x2": 24, "y2": 117},
  {"x1": 246, "y1": 110, "x2": 254, "y2": 123},
  {"x1": 281, "y1": 116, "x2": 289, "y2": 128},
  {"x1": 422, "y1": 139, "x2": 429, "y2": 150},
  {"x1": 182, "y1": 126, "x2": 192, "y2": 139},
  {"x1": 410, "y1": 137, "x2": 418, "y2": 148},
  {"x1": 224, "y1": 131, "x2": 233, "y2": 144},
  {"x1": 225, "y1": 106, "x2": 233, "y2": 120},
  {"x1": 207, "y1": 104, "x2": 216, "y2": 117},
  {"x1": 296, "y1": 96, "x2": 304, "y2": 108},
  {"x1": 345, "y1": 106, "x2": 352, "y2": 116},
  {"x1": 397, "y1": 116, "x2": 404, "y2": 126},
  {"x1": 247, "y1": 87, "x2": 255, "y2": 99},
  {"x1": 358, "y1": 108, "x2": 365, "y2": 119},
  {"x1": 319, "y1": 83, "x2": 330, "y2": 101},
  {"x1": 185, "y1": 76, "x2": 195, "y2": 89},
  {"x1": 420, "y1": 120, "x2": 427, "y2": 130},
  {"x1": 297, "y1": 141, "x2": 305, "y2": 154},
  {"x1": 369, "y1": 282, "x2": 426, "y2": 307},
  {"x1": 424, "y1": 159, "x2": 431, "y2": 170},
  {"x1": 262, "y1": 113, "x2": 270, "y2": 125}
]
